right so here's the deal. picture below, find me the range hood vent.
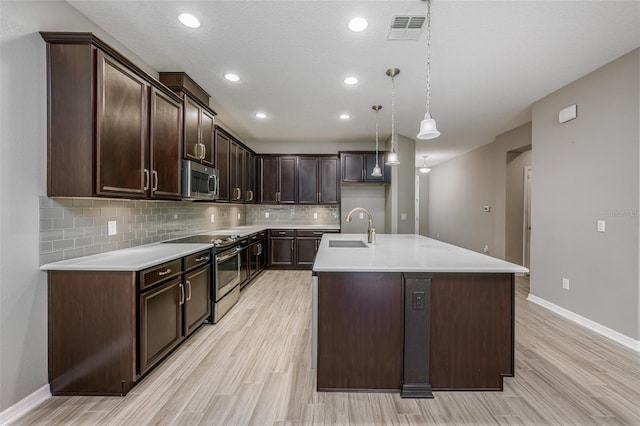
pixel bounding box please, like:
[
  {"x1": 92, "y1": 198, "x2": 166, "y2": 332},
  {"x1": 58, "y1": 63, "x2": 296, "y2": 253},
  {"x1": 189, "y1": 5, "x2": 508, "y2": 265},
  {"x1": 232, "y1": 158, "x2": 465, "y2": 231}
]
[{"x1": 387, "y1": 15, "x2": 426, "y2": 40}]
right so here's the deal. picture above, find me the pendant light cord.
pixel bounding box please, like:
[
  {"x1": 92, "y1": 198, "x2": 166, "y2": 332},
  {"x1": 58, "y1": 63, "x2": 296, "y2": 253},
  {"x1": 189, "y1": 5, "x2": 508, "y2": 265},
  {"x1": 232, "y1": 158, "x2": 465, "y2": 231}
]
[
  {"x1": 425, "y1": 0, "x2": 432, "y2": 119},
  {"x1": 391, "y1": 73, "x2": 396, "y2": 152},
  {"x1": 375, "y1": 106, "x2": 380, "y2": 167}
]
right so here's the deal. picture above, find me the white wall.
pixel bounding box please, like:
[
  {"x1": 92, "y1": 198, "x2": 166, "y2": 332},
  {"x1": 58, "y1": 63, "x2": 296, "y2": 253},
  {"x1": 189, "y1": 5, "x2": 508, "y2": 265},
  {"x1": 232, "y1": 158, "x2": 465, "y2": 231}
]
[
  {"x1": 0, "y1": 0, "x2": 163, "y2": 411},
  {"x1": 530, "y1": 48, "x2": 639, "y2": 340}
]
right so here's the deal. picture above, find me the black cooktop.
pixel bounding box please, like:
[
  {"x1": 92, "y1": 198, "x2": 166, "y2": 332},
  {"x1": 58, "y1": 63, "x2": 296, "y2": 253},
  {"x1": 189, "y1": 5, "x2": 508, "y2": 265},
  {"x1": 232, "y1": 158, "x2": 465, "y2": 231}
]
[{"x1": 165, "y1": 234, "x2": 239, "y2": 248}]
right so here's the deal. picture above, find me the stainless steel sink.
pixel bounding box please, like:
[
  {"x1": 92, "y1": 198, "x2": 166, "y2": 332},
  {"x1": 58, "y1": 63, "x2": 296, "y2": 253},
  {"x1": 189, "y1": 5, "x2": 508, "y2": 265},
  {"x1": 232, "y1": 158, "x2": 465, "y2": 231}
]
[{"x1": 328, "y1": 240, "x2": 368, "y2": 248}]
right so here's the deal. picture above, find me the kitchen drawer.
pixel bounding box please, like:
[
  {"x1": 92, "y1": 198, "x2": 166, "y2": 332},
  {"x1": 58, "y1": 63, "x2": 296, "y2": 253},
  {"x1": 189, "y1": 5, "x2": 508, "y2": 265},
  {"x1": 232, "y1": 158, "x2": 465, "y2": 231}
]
[
  {"x1": 250, "y1": 231, "x2": 266, "y2": 241},
  {"x1": 140, "y1": 259, "x2": 182, "y2": 291},
  {"x1": 296, "y1": 229, "x2": 339, "y2": 237},
  {"x1": 183, "y1": 250, "x2": 211, "y2": 272},
  {"x1": 270, "y1": 229, "x2": 295, "y2": 237}
]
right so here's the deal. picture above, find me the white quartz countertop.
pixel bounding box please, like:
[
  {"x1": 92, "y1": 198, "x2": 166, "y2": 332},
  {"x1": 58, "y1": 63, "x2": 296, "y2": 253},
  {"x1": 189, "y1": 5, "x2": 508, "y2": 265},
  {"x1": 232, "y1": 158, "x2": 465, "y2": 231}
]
[
  {"x1": 313, "y1": 233, "x2": 529, "y2": 273},
  {"x1": 40, "y1": 243, "x2": 213, "y2": 272}
]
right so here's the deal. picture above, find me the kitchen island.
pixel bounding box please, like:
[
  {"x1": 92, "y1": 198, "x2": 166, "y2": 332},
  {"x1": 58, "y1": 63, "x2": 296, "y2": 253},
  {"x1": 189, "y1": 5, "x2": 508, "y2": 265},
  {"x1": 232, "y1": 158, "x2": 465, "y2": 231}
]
[{"x1": 312, "y1": 233, "x2": 528, "y2": 398}]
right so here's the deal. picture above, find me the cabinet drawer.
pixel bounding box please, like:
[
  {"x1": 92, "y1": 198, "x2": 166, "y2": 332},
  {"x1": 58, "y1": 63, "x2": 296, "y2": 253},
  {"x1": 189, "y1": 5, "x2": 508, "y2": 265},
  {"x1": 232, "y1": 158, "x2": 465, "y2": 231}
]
[
  {"x1": 183, "y1": 250, "x2": 211, "y2": 271},
  {"x1": 270, "y1": 229, "x2": 295, "y2": 237},
  {"x1": 140, "y1": 259, "x2": 182, "y2": 291},
  {"x1": 296, "y1": 229, "x2": 339, "y2": 237}
]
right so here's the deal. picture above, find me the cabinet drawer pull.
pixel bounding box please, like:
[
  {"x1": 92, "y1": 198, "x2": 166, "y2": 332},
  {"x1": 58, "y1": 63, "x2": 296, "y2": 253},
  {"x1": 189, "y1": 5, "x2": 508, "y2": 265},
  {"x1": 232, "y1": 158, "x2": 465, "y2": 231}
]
[
  {"x1": 313, "y1": 231, "x2": 323, "y2": 235},
  {"x1": 152, "y1": 170, "x2": 158, "y2": 191},
  {"x1": 186, "y1": 280, "x2": 192, "y2": 301},
  {"x1": 195, "y1": 256, "x2": 209, "y2": 262},
  {"x1": 279, "y1": 231, "x2": 286, "y2": 235},
  {"x1": 179, "y1": 283, "x2": 185, "y2": 305},
  {"x1": 143, "y1": 169, "x2": 150, "y2": 190},
  {"x1": 158, "y1": 268, "x2": 172, "y2": 276}
]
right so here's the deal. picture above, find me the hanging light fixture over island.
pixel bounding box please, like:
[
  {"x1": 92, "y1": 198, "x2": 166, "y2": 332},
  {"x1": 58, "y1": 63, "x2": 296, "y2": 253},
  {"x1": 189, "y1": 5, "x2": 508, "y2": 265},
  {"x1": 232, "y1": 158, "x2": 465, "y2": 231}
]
[{"x1": 417, "y1": 0, "x2": 440, "y2": 140}]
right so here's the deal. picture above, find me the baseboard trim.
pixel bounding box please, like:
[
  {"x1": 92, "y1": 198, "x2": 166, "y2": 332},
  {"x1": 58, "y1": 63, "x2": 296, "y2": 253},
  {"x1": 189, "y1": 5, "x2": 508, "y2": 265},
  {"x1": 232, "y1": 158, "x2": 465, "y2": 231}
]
[
  {"x1": 526, "y1": 294, "x2": 640, "y2": 352},
  {"x1": 0, "y1": 384, "x2": 50, "y2": 424}
]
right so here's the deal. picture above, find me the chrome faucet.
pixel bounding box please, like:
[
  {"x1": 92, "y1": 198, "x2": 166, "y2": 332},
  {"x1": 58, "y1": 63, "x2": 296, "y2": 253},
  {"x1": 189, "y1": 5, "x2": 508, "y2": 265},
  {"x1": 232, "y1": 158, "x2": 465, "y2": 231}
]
[{"x1": 345, "y1": 207, "x2": 374, "y2": 243}]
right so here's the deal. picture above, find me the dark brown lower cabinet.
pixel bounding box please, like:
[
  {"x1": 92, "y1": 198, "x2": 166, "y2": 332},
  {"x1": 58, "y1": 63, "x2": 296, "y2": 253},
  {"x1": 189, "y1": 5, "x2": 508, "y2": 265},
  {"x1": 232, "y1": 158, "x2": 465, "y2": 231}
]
[
  {"x1": 268, "y1": 230, "x2": 295, "y2": 267},
  {"x1": 249, "y1": 234, "x2": 266, "y2": 280},
  {"x1": 139, "y1": 278, "x2": 182, "y2": 374},
  {"x1": 47, "y1": 250, "x2": 212, "y2": 396},
  {"x1": 183, "y1": 263, "x2": 211, "y2": 336}
]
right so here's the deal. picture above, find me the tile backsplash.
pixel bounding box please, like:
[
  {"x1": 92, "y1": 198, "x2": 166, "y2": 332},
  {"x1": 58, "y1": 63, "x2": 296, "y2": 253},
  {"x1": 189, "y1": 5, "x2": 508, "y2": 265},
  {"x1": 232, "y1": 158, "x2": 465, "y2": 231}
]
[{"x1": 39, "y1": 197, "x2": 339, "y2": 265}]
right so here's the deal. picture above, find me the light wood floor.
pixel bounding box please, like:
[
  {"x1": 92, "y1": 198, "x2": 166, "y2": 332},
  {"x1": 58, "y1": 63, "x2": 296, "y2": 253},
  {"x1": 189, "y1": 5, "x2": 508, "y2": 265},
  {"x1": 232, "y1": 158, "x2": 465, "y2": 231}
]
[{"x1": 12, "y1": 271, "x2": 640, "y2": 425}]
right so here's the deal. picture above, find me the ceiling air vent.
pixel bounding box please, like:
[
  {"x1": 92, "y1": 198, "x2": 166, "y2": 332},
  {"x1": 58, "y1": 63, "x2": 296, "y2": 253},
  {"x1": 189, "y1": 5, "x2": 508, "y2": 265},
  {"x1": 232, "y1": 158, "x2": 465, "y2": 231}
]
[{"x1": 387, "y1": 15, "x2": 426, "y2": 40}]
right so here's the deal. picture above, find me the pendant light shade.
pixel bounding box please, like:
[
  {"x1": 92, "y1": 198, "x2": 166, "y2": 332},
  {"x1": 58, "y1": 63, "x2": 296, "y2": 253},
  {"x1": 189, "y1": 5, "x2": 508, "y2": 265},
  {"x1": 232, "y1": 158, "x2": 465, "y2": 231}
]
[
  {"x1": 416, "y1": 0, "x2": 441, "y2": 140},
  {"x1": 418, "y1": 155, "x2": 431, "y2": 174},
  {"x1": 386, "y1": 151, "x2": 400, "y2": 166},
  {"x1": 385, "y1": 68, "x2": 400, "y2": 166},
  {"x1": 371, "y1": 105, "x2": 383, "y2": 177},
  {"x1": 417, "y1": 114, "x2": 440, "y2": 140}
]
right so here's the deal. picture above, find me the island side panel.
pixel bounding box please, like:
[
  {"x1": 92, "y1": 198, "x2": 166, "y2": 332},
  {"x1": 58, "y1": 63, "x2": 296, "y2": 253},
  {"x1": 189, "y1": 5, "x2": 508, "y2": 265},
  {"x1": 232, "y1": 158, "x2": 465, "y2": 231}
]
[
  {"x1": 317, "y1": 272, "x2": 403, "y2": 391},
  {"x1": 48, "y1": 270, "x2": 137, "y2": 395},
  {"x1": 430, "y1": 273, "x2": 514, "y2": 390}
]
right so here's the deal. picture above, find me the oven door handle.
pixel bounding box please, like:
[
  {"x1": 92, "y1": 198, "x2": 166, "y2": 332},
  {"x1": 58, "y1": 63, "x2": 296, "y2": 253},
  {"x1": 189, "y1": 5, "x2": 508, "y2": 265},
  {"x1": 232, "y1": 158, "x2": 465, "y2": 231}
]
[{"x1": 216, "y1": 247, "x2": 242, "y2": 263}]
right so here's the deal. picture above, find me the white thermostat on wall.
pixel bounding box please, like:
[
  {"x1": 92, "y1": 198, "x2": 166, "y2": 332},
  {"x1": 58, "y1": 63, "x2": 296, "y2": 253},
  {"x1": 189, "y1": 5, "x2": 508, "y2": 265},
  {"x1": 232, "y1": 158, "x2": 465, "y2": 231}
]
[{"x1": 559, "y1": 104, "x2": 577, "y2": 123}]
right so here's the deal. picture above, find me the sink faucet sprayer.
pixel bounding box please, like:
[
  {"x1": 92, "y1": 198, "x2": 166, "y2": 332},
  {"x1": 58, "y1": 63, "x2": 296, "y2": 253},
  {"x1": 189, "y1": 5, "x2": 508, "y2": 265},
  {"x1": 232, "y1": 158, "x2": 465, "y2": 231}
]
[{"x1": 345, "y1": 207, "x2": 375, "y2": 244}]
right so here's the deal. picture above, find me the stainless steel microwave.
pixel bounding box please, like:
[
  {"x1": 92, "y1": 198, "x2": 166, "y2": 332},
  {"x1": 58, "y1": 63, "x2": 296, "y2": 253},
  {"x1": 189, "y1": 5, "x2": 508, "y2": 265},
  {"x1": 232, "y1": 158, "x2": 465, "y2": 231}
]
[{"x1": 182, "y1": 160, "x2": 219, "y2": 200}]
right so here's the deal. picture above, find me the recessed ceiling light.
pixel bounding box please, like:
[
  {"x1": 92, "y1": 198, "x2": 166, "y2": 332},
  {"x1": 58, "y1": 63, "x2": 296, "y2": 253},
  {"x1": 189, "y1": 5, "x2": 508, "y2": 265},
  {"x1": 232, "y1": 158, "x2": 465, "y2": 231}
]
[
  {"x1": 225, "y1": 73, "x2": 240, "y2": 82},
  {"x1": 178, "y1": 13, "x2": 200, "y2": 29},
  {"x1": 339, "y1": 114, "x2": 350, "y2": 120},
  {"x1": 256, "y1": 112, "x2": 267, "y2": 119},
  {"x1": 344, "y1": 77, "x2": 358, "y2": 85},
  {"x1": 348, "y1": 17, "x2": 368, "y2": 32}
]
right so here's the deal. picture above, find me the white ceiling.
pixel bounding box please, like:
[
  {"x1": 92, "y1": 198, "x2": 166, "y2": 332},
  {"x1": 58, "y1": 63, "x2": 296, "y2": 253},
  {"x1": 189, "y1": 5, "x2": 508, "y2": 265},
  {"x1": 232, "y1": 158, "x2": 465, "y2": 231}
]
[{"x1": 66, "y1": 0, "x2": 640, "y2": 168}]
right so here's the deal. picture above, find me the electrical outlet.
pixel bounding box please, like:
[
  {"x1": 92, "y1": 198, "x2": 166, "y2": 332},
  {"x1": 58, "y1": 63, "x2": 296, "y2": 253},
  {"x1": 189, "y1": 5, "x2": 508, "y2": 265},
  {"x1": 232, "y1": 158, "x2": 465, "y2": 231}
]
[
  {"x1": 265, "y1": 212, "x2": 269, "y2": 218},
  {"x1": 483, "y1": 245, "x2": 489, "y2": 253},
  {"x1": 107, "y1": 221, "x2": 117, "y2": 236},
  {"x1": 401, "y1": 213, "x2": 407, "y2": 220},
  {"x1": 313, "y1": 212, "x2": 318, "y2": 219},
  {"x1": 412, "y1": 292, "x2": 425, "y2": 310},
  {"x1": 210, "y1": 214, "x2": 215, "y2": 223},
  {"x1": 237, "y1": 213, "x2": 241, "y2": 220},
  {"x1": 359, "y1": 212, "x2": 364, "y2": 219},
  {"x1": 173, "y1": 214, "x2": 178, "y2": 219},
  {"x1": 562, "y1": 278, "x2": 570, "y2": 290}
]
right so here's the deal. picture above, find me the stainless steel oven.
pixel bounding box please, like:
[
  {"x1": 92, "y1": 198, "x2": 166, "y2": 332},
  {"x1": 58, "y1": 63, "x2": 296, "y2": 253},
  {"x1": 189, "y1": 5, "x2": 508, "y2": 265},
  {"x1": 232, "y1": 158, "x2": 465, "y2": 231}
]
[{"x1": 213, "y1": 245, "x2": 242, "y2": 322}]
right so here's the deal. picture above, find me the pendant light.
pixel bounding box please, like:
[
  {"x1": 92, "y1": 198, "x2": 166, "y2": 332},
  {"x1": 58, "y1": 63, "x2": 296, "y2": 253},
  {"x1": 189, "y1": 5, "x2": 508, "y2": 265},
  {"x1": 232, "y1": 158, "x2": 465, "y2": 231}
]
[
  {"x1": 418, "y1": 155, "x2": 431, "y2": 174},
  {"x1": 385, "y1": 68, "x2": 400, "y2": 166},
  {"x1": 416, "y1": 0, "x2": 440, "y2": 140},
  {"x1": 371, "y1": 105, "x2": 383, "y2": 177}
]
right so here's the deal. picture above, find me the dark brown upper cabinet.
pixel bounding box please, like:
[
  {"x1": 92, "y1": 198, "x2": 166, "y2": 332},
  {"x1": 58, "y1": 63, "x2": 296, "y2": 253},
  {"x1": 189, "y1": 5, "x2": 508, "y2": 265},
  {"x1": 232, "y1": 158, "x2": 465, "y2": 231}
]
[
  {"x1": 298, "y1": 156, "x2": 340, "y2": 204},
  {"x1": 42, "y1": 32, "x2": 183, "y2": 199},
  {"x1": 230, "y1": 140, "x2": 245, "y2": 202},
  {"x1": 214, "y1": 126, "x2": 231, "y2": 201},
  {"x1": 260, "y1": 156, "x2": 297, "y2": 204},
  {"x1": 244, "y1": 152, "x2": 257, "y2": 203},
  {"x1": 340, "y1": 151, "x2": 390, "y2": 183},
  {"x1": 158, "y1": 72, "x2": 216, "y2": 167}
]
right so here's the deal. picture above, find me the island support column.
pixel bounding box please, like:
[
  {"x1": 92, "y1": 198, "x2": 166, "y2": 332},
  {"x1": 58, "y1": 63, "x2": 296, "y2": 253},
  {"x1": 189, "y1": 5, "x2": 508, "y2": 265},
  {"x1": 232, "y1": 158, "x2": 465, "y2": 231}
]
[{"x1": 401, "y1": 273, "x2": 434, "y2": 398}]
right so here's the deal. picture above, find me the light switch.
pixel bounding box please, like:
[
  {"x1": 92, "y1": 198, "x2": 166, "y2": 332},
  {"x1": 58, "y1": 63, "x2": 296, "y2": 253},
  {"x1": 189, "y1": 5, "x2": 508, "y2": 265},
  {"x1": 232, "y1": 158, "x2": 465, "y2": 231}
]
[
  {"x1": 562, "y1": 278, "x2": 570, "y2": 290},
  {"x1": 401, "y1": 213, "x2": 407, "y2": 220},
  {"x1": 597, "y1": 220, "x2": 605, "y2": 232}
]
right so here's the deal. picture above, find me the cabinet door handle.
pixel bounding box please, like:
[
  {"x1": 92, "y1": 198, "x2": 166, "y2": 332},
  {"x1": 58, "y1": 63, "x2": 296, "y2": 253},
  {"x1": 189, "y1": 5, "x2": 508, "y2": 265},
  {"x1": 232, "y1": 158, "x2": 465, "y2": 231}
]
[
  {"x1": 257, "y1": 243, "x2": 262, "y2": 255},
  {"x1": 186, "y1": 280, "x2": 192, "y2": 301},
  {"x1": 143, "y1": 169, "x2": 150, "y2": 190},
  {"x1": 152, "y1": 170, "x2": 158, "y2": 191},
  {"x1": 201, "y1": 143, "x2": 206, "y2": 160},
  {"x1": 179, "y1": 283, "x2": 185, "y2": 305},
  {"x1": 291, "y1": 240, "x2": 294, "y2": 252},
  {"x1": 195, "y1": 256, "x2": 209, "y2": 262},
  {"x1": 158, "y1": 268, "x2": 172, "y2": 276}
]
